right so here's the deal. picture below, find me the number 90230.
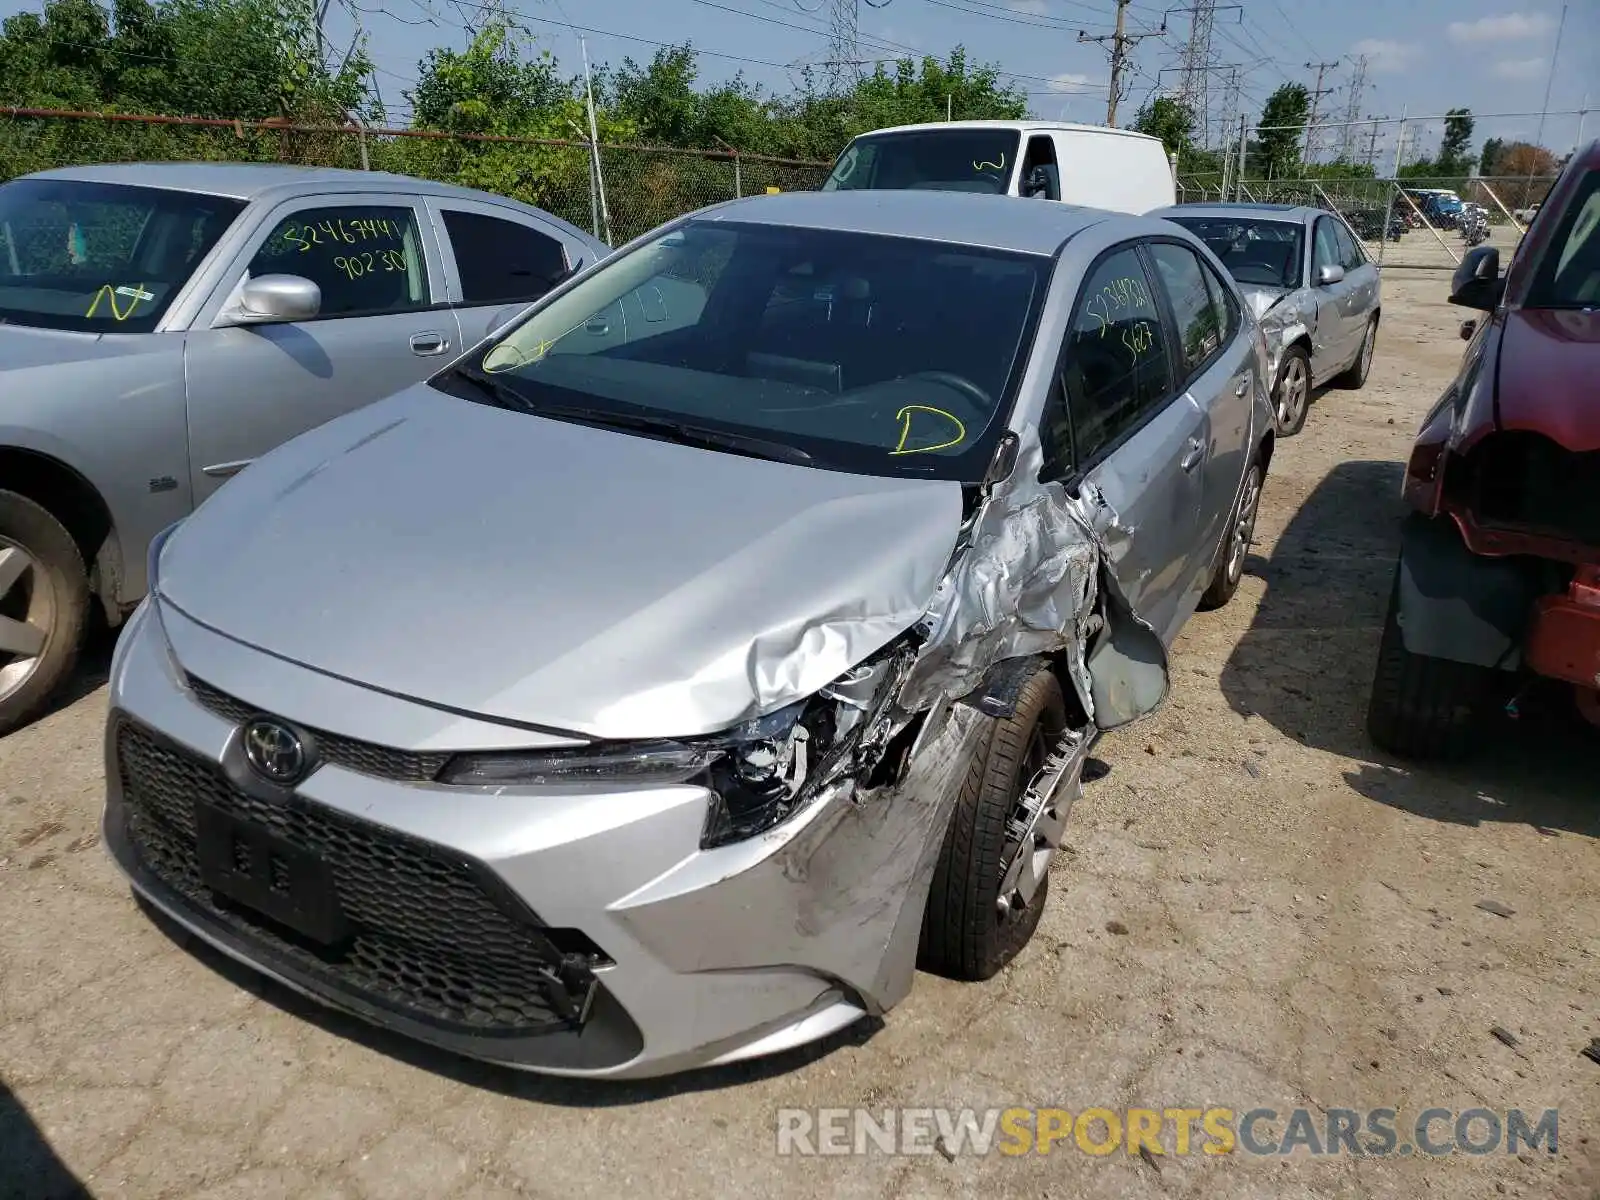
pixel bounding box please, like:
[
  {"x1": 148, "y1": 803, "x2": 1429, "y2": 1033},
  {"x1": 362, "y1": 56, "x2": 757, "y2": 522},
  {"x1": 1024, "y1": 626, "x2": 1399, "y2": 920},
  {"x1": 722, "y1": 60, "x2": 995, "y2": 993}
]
[{"x1": 333, "y1": 249, "x2": 409, "y2": 280}]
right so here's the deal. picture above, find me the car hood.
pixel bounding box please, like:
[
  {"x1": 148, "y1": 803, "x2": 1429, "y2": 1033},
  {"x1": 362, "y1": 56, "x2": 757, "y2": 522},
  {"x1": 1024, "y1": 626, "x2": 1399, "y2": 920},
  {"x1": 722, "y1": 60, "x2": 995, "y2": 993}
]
[
  {"x1": 1238, "y1": 285, "x2": 1290, "y2": 321},
  {"x1": 157, "y1": 384, "x2": 965, "y2": 741},
  {"x1": 1495, "y1": 308, "x2": 1600, "y2": 453},
  {"x1": 0, "y1": 322, "x2": 149, "y2": 373}
]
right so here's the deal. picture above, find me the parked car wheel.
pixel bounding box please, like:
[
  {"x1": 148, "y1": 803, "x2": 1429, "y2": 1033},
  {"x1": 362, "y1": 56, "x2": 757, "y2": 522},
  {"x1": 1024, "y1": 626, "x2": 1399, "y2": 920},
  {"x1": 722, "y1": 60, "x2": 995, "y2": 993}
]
[
  {"x1": 1273, "y1": 346, "x2": 1312, "y2": 436},
  {"x1": 920, "y1": 662, "x2": 1068, "y2": 982},
  {"x1": 1336, "y1": 318, "x2": 1378, "y2": 389},
  {"x1": 0, "y1": 490, "x2": 90, "y2": 736},
  {"x1": 1197, "y1": 460, "x2": 1264, "y2": 611},
  {"x1": 1365, "y1": 571, "x2": 1493, "y2": 760}
]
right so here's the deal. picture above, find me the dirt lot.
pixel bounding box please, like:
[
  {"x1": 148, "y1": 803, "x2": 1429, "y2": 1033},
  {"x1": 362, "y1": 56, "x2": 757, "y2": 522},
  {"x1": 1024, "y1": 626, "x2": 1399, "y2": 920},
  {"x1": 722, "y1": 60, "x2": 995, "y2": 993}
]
[{"x1": 2, "y1": 260, "x2": 1596, "y2": 1200}]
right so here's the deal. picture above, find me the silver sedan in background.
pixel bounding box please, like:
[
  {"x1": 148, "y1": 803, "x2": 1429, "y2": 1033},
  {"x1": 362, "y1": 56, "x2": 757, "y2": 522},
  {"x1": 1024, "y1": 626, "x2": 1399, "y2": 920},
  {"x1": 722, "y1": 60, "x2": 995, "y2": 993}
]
[
  {"x1": 1157, "y1": 203, "x2": 1382, "y2": 436},
  {"x1": 105, "y1": 190, "x2": 1276, "y2": 1079}
]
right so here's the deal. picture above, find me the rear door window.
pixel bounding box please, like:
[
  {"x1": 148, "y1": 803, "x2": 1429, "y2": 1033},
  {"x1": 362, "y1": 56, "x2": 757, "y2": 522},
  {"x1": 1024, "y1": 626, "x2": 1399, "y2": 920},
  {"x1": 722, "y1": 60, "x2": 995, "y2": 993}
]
[
  {"x1": 1147, "y1": 241, "x2": 1227, "y2": 382},
  {"x1": 441, "y1": 209, "x2": 569, "y2": 304}
]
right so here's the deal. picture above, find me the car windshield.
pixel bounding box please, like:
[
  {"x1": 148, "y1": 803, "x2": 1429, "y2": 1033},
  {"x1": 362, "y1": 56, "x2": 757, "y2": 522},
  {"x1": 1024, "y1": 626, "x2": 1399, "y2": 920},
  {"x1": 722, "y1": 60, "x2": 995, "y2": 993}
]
[
  {"x1": 1167, "y1": 216, "x2": 1304, "y2": 289},
  {"x1": 441, "y1": 218, "x2": 1049, "y2": 482},
  {"x1": 0, "y1": 178, "x2": 244, "y2": 333},
  {"x1": 1529, "y1": 168, "x2": 1600, "y2": 308},
  {"x1": 822, "y1": 130, "x2": 1022, "y2": 195}
]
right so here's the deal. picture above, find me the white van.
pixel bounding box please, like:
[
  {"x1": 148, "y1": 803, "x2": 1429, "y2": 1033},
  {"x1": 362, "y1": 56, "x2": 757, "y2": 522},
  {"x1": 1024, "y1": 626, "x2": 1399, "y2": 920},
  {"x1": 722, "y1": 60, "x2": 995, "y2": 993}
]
[{"x1": 820, "y1": 120, "x2": 1176, "y2": 215}]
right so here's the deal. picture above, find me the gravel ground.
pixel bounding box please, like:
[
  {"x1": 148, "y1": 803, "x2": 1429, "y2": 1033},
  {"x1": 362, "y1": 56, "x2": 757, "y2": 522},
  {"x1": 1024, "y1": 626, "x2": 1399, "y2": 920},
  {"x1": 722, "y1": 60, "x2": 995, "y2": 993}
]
[{"x1": 2, "y1": 258, "x2": 1596, "y2": 1200}]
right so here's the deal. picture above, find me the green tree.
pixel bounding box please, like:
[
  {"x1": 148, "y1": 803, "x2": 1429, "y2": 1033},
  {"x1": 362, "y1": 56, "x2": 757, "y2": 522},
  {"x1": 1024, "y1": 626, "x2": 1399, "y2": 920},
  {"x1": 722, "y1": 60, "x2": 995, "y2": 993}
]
[
  {"x1": 1133, "y1": 95, "x2": 1195, "y2": 157},
  {"x1": 1438, "y1": 107, "x2": 1474, "y2": 174},
  {"x1": 1250, "y1": 83, "x2": 1309, "y2": 179},
  {"x1": 604, "y1": 44, "x2": 776, "y2": 153},
  {"x1": 408, "y1": 20, "x2": 568, "y2": 135},
  {"x1": 1479, "y1": 136, "x2": 1505, "y2": 175}
]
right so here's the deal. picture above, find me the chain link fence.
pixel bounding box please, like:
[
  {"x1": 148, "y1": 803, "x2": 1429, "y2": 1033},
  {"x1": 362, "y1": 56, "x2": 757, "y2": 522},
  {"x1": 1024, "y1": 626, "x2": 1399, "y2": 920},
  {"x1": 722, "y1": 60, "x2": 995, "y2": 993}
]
[
  {"x1": 1175, "y1": 171, "x2": 1553, "y2": 271},
  {"x1": 0, "y1": 108, "x2": 833, "y2": 245}
]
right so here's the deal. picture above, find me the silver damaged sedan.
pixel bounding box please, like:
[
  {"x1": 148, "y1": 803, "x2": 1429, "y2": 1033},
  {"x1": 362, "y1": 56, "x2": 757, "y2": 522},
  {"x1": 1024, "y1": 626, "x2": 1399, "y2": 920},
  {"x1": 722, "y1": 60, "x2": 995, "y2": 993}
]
[
  {"x1": 105, "y1": 190, "x2": 1278, "y2": 1079},
  {"x1": 1157, "y1": 203, "x2": 1382, "y2": 436}
]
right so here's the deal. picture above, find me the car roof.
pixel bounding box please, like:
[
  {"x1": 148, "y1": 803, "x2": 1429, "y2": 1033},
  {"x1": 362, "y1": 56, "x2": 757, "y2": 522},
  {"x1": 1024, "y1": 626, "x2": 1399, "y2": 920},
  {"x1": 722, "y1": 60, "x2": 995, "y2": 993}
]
[
  {"x1": 17, "y1": 161, "x2": 601, "y2": 242},
  {"x1": 1156, "y1": 202, "x2": 1322, "y2": 224},
  {"x1": 848, "y1": 119, "x2": 1163, "y2": 145},
  {"x1": 692, "y1": 190, "x2": 1143, "y2": 256}
]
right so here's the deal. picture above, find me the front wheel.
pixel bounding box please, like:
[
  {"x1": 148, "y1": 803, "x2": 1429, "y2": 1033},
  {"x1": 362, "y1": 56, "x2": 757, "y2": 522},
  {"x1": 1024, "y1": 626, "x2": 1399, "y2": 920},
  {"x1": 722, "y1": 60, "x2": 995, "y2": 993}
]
[
  {"x1": 1273, "y1": 346, "x2": 1312, "y2": 436},
  {"x1": 1365, "y1": 572, "x2": 1493, "y2": 760},
  {"x1": 0, "y1": 490, "x2": 90, "y2": 736},
  {"x1": 920, "y1": 664, "x2": 1070, "y2": 982}
]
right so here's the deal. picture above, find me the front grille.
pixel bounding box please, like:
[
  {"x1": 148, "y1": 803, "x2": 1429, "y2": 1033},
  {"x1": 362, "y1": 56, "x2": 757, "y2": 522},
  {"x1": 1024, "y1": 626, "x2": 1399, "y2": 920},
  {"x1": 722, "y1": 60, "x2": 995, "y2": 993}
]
[
  {"x1": 186, "y1": 675, "x2": 451, "y2": 783},
  {"x1": 116, "y1": 719, "x2": 596, "y2": 1035},
  {"x1": 1456, "y1": 433, "x2": 1600, "y2": 548}
]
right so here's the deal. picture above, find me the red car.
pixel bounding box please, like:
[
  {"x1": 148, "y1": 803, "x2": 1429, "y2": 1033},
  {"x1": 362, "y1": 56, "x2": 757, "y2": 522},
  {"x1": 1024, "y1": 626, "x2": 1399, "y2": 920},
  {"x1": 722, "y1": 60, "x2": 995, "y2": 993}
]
[{"x1": 1367, "y1": 140, "x2": 1600, "y2": 758}]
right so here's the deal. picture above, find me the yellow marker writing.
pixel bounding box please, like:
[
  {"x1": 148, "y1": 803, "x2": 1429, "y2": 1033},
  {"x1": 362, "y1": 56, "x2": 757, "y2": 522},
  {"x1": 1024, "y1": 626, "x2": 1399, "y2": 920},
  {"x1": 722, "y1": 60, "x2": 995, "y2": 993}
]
[
  {"x1": 973, "y1": 152, "x2": 1008, "y2": 172},
  {"x1": 84, "y1": 283, "x2": 149, "y2": 322},
  {"x1": 890, "y1": 404, "x2": 967, "y2": 456}
]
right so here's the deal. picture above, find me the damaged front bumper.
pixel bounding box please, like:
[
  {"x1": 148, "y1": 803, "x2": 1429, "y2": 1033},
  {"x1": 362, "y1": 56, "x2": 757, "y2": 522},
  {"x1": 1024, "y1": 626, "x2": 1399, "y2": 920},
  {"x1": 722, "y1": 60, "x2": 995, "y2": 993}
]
[{"x1": 104, "y1": 599, "x2": 1003, "y2": 1078}]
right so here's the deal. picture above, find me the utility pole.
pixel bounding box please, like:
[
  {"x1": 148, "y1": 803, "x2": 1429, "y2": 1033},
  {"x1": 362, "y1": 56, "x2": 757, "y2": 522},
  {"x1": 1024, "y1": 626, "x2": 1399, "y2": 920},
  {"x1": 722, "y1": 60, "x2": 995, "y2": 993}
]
[
  {"x1": 1337, "y1": 55, "x2": 1369, "y2": 161},
  {"x1": 1391, "y1": 105, "x2": 1408, "y2": 177},
  {"x1": 1164, "y1": 3, "x2": 1241, "y2": 147},
  {"x1": 1303, "y1": 59, "x2": 1339, "y2": 166},
  {"x1": 1079, "y1": 1, "x2": 1165, "y2": 127},
  {"x1": 1362, "y1": 114, "x2": 1385, "y2": 167},
  {"x1": 1234, "y1": 113, "x2": 1248, "y2": 199}
]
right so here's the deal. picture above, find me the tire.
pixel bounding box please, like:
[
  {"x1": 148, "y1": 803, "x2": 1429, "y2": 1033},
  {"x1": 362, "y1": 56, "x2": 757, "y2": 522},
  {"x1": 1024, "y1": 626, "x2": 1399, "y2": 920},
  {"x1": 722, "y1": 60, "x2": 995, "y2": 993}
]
[
  {"x1": 1197, "y1": 460, "x2": 1264, "y2": 612},
  {"x1": 0, "y1": 490, "x2": 90, "y2": 736},
  {"x1": 1273, "y1": 345, "x2": 1312, "y2": 437},
  {"x1": 920, "y1": 664, "x2": 1068, "y2": 982},
  {"x1": 1365, "y1": 571, "x2": 1493, "y2": 760},
  {"x1": 1336, "y1": 318, "x2": 1377, "y2": 389}
]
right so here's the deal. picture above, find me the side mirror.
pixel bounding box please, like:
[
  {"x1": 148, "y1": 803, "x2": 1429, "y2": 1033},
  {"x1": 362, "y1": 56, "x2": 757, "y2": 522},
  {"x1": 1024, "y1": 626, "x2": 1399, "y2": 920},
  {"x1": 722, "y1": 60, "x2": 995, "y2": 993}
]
[
  {"x1": 1316, "y1": 263, "x2": 1346, "y2": 286},
  {"x1": 485, "y1": 302, "x2": 529, "y2": 340},
  {"x1": 220, "y1": 274, "x2": 321, "y2": 326},
  {"x1": 1449, "y1": 245, "x2": 1502, "y2": 312}
]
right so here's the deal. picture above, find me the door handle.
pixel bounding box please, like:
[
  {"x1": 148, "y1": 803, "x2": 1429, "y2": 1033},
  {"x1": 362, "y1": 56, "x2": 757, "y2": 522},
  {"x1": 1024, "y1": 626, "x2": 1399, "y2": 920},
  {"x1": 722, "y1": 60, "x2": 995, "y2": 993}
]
[
  {"x1": 584, "y1": 317, "x2": 611, "y2": 335},
  {"x1": 1180, "y1": 437, "x2": 1204, "y2": 472},
  {"x1": 410, "y1": 331, "x2": 448, "y2": 356}
]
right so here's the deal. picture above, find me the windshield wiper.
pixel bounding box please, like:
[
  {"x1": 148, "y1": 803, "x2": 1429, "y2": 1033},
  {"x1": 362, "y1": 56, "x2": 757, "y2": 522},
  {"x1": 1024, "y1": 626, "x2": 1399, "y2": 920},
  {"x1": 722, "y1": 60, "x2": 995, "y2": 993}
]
[
  {"x1": 444, "y1": 368, "x2": 812, "y2": 465},
  {"x1": 530, "y1": 402, "x2": 813, "y2": 465}
]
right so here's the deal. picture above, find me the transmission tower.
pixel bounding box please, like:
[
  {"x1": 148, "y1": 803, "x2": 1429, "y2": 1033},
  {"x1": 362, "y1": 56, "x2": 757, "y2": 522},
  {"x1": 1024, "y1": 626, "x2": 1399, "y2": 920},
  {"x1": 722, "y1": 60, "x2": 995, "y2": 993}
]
[
  {"x1": 812, "y1": 0, "x2": 892, "y2": 87},
  {"x1": 1337, "y1": 55, "x2": 1369, "y2": 162},
  {"x1": 1177, "y1": 0, "x2": 1216, "y2": 140}
]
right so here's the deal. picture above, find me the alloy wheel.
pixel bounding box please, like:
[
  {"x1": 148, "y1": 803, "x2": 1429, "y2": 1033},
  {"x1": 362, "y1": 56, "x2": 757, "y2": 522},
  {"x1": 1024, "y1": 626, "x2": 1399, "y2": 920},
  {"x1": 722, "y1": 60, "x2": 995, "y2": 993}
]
[
  {"x1": 1227, "y1": 467, "x2": 1263, "y2": 585},
  {"x1": 1277, "y1": 356, "x2": 1309, "y2": 432},
  {"x1": 0, "y1": 542, "x2": 53, "y2": 705}
]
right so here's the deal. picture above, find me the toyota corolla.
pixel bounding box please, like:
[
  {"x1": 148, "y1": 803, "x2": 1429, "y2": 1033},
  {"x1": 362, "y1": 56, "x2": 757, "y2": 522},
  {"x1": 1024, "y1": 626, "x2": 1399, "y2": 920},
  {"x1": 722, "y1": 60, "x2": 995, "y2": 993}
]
[{"x1": 104, "y1": 190, "x2": 1276, "y2": 1079}]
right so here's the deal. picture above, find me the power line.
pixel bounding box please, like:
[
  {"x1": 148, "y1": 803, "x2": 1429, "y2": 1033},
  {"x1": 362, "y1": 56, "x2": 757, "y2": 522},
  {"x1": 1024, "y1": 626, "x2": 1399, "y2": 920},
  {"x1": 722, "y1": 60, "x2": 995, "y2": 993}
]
[{"x1": 1078, "y1": 0, "x2": 1165, "y2": 126}]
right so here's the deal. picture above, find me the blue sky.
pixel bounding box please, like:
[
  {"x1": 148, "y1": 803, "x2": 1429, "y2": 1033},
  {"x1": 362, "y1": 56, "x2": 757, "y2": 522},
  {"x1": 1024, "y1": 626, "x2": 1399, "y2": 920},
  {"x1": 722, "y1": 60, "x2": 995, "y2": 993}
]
[{"x1": 5, "y1": 0, "x2": 1597, "y2": 160}]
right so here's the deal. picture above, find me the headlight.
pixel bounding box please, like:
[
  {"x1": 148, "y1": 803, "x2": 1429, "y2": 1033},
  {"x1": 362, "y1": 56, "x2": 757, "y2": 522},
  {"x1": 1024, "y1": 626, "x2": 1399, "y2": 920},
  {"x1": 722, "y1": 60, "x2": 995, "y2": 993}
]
[
  {"x1": 438, "y1": 649, "x2": 911, "y2": 850},
  {"x1": 438, "y1": 699, "x2": 828, "y2": 849}
]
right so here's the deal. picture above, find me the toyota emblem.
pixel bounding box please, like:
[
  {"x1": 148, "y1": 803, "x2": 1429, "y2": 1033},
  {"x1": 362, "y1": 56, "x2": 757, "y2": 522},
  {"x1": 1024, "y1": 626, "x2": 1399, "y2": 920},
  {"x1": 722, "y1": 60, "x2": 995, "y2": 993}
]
[{"x1": 243, "y1": 719, "x2": 308, "y2": 784}]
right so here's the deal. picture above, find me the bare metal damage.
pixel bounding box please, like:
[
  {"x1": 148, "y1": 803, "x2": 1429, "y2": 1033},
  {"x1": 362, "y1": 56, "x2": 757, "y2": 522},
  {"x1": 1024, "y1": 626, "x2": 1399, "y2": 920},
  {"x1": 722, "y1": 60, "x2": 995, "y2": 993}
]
[
  {"x1": 1242, "y1": 284, "x2": 1315, "y2": 382},
  {"x1": 899, "y1": 424, "x2": 1170, "y2": 730}
]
